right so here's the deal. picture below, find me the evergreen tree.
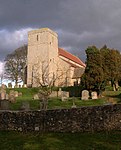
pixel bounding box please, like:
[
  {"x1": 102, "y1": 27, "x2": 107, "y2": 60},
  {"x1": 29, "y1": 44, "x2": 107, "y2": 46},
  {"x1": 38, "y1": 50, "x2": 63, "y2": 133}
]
[
  {"x1": 81, "y1": 46, "x2": 104, "y2": 96},
  {"x1": 100, "y1": 45, "x2": 121, "y2": 90}
]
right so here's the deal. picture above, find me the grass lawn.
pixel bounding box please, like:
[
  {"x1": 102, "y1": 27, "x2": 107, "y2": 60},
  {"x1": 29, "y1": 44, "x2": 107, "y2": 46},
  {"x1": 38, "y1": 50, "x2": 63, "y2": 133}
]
[
  {"x1": 0, "y1": 130, "x2": 121, "y2": 150},
  {"x1": 7, "y1": 87, "x2": 121, "y2": 110},
  {"x1": 1, "y1": 87, "x2": 121, "y2": 149}
]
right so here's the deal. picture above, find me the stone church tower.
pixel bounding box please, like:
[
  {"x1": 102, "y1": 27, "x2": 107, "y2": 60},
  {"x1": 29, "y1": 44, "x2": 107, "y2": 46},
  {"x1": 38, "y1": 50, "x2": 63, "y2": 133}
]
[{"x1": 27, "y1": 28, "x2": 59, "y2": 87}]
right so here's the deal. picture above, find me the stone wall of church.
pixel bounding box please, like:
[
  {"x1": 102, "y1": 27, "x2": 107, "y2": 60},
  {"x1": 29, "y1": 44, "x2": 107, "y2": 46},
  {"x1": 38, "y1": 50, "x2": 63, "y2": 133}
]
[
  {"x1": 57, "y1": 58, "x2": 72, "y2": 86},
  {"x1": 27, "y1": 28, "x2": 58, "y2": 87},
  {"x1": 0, "y1": 104, "x2": 121, "y2": 132}
]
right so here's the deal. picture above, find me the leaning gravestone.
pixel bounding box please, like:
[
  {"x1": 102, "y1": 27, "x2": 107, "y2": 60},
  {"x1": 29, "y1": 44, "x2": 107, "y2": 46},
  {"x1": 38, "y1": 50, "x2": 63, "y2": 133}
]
[
  {"x1": 81, "y1": 90, "x2": 89, "y2": 100},
  {"x1": 91, "y1": 91, "x2": 98, "y2": 99}
]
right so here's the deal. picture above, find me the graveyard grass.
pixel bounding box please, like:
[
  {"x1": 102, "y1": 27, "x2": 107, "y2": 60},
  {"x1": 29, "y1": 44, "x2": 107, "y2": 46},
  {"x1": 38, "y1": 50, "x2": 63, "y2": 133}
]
[
  {"x1": 1, "y1": 87, "x2": 121, "y2": 149},
  {"x1": 0, "y1": 130, "x2": 121, "y2": 150},
  {"x1": 7, "y1": 87, "x2": 121, "y2": 110}
]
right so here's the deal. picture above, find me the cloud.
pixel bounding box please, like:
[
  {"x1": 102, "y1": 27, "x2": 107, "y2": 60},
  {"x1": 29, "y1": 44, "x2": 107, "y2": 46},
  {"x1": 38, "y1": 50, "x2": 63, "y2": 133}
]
[
  {"x1": 0, "y1": 27, "x2": 33, "y2": 60},
  {"x1": 0, "y1": 0, "x2": 121, "y2": 62}
]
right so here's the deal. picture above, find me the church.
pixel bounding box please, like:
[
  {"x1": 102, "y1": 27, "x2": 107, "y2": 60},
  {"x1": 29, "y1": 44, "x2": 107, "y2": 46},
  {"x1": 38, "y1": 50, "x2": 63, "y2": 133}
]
[{"x1": 27, "y1": 28, "x2": 85, "y2": 87}]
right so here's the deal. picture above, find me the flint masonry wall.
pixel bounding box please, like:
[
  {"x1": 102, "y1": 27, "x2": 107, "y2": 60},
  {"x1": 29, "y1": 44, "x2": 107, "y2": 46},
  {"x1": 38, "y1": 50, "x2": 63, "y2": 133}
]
[{"x1": 0, "y1": 104, "x2": 121, "y2": 132}]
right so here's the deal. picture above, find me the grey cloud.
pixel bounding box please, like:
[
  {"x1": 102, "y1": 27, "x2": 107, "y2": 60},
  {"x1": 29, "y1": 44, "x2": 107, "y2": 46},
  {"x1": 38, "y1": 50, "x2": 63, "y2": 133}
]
[
  {"x1": 0, "y1": 0, "x2": 121, "y2": 62},
  {"x1": 0, "y1": 28, "x2": 33, "y2": 60},
  {"x1": 0, "y1": 0, "x2": 61, "y2": 30}
]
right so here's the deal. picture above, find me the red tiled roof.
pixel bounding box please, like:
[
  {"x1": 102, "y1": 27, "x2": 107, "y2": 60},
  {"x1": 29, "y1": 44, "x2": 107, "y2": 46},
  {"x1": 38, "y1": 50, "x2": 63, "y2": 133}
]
[{"x1": 58, "y1": 48, "x2": 86, "y2": 67}]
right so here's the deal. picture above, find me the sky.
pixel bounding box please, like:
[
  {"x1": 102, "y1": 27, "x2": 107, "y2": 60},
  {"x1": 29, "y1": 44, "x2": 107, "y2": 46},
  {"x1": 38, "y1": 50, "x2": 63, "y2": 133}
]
[{"x1": 1, "y1": 0, "x2": 121, "y2": 72}]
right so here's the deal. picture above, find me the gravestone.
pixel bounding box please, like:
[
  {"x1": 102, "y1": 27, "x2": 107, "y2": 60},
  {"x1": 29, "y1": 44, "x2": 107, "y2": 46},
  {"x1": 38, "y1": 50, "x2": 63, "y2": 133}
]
[
  {"x1": 49, "y1": 91, "x2": 58, "y2": 98},
  {"x1": 0, "y1": 90, "x2": 6, "y2": 100},
  {"x1": 62, "y1": 91, "x2": 69, "y2": 97},
  {"x1": 61, "y1": 91, "x2": 69, "y2": 101},
  {"x1": 91, "y1": 91, "x2": 98, "y2": 99},
  {"x1": 1, "y1": 84, "x2": 7, "y2": 89},
  {"x1": 0, "y1": 84, "x2": 7, "y2": 101},
  {"x1": 81, "y1": 90, "x2": 89, "y2": 100},
  {"x1": 24, "y1": 84, "x2": 27, "y2": 88},
  {"x1": 14, "y1": 91, "x2": 19, "y2": 97},
  {"x1": 9, "y1": 90, "x2": 16, "y2": 103},
  {"x1": 18, "y1": 92, "x2": 22, "y2": 97},
  {"x1": 33, "y1": 94, "x2": 39, "y2": 100},
  {"x1": 58, "y1": 88, "x2": 62, "y2": 97},
  {"x1": 0, "y1": 100, "x2": 9, "y2": 110},
  {"x1": 61, "y1": 97, "x2": 67, "y2": 101},
  {"x1": 115, "y1": 83, "x2": 119, "y2": 91}
]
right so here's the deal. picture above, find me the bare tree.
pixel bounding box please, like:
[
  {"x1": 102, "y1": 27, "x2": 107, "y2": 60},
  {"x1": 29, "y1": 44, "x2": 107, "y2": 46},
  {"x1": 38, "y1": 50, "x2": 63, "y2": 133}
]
[{"x1": 32, "y1": 60, "x2": 70, "y2": 110}]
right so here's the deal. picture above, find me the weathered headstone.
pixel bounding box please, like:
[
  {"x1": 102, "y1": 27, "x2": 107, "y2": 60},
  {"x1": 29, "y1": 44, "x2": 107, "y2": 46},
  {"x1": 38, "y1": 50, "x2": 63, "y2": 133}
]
[
  {"x1": 0, "y1": 91, "x2": 6, "y2": 100},
  {"x1": 61, "y1": 96, "x2": 67, "y2": 101},
  {"x1": 18, "y1": 92, "x2": 22, "y2": 97},
  {"x1": 9, "y1": 90, "x2": 16, "y2": 103},
  {"x1": 81, "y1": 90, "x2": 89, "y2": 100},
  {"x1": 33, "y1": 94, "x2": 39, "y2": 100},
  {"x1": 14, "y1": 91, "x2": 19, "y2": 97},
  {"x1": 0, "y1": 100, "x2": 9, "y2": 110},
  {"x1": 61, "y1": 91, "x2": 69, "y2": 101},
  {"x1": 58, "y1": 88, "x2": 62, "y2": 97},
  {"x1": 91, "y1": 91, "x2": 98, "y2": 99},
  {"x1": 115, "y1": 83, "x2": 119, "y2": 91},
  {"x1": 113, "y1": 85, "x2": 116, "y2": 91},
  {"x1": 1, "y1": 84, "x2": 7, "y2": 90},
  {"x1": 0, "y1": 84, "x2": 7, "y2": 100},
  {"x1": 62, "y1": 91, "x2": 69, "y2": 97},
  {"x1": 23, "y1": 84, "x2": 27, "y2": 88},
  {"x1": 49, "y1": 91, "x2": 57, "y2": 98}
]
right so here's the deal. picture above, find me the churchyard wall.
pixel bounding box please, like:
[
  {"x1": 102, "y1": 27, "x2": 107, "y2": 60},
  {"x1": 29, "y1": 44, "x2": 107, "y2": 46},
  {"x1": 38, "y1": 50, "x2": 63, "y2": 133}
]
[{"x1": 0, "y1": 104, "x2": 121, "y2": 132}]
